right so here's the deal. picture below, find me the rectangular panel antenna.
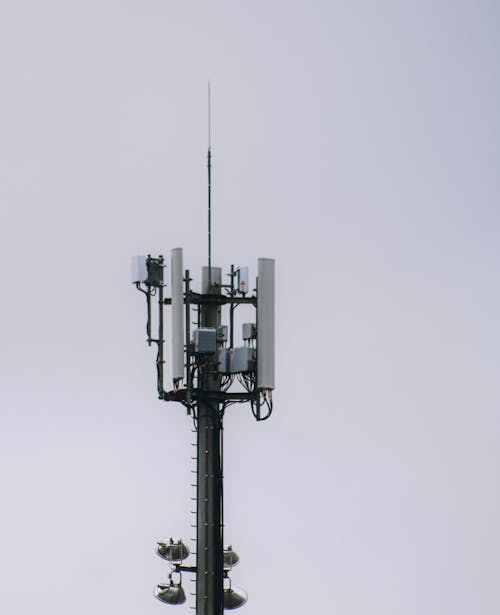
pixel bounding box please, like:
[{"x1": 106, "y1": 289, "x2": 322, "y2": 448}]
[
  {"x1": 131, "y1": 255, "x2": 147, "y2": 284},
  {"x1": 171, "y1": 248, "x2": 184, "y2": 382},
  {"x1": 257, "y1": 258, "x2": 275, "y2": 390},
  {"x1": 237, "y1": 266, "x2": 249, "y2": 294},
  {"x1": 202, "y1": 266, "x2": 222, "y2": 294}
]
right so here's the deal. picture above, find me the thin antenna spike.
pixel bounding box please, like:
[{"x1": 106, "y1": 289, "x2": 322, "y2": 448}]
[
  {"x1": 208, "y1": 81, "x2": 211, "y2": 149},
  {"x1": 207, "y1": 82, "x2": 212, "y2": 289}
]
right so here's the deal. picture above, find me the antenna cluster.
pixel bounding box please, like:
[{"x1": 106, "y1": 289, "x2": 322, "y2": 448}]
[{"x1": 132, "y1": 254, "x2": 275, "y2": 418}]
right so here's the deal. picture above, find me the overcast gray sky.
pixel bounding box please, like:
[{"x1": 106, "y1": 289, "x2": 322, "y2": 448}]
[{"x1": 1, "y1": 2, "x2": 499, "y2": 614}]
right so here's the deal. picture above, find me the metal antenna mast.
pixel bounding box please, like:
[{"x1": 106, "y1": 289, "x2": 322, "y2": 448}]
[
  {"x1": 132, "y1": 98, "x2": 275, "y2": 615},
  {"x1": 207, "y1": 82, "x2": 212, "y2": 289}
]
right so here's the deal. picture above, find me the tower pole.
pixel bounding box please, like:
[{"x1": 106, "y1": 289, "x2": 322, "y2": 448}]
[
  {"x1": 196, "y1": 83, "x2": 223, "y2": 615},
  {"x1": 196, "y1": 292, "x2": 224, "y2": 615}
]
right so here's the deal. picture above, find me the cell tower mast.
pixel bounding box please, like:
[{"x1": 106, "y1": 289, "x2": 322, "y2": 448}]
[{"x1": 132, "y1": 91, "x2": 275, "y2": 615}]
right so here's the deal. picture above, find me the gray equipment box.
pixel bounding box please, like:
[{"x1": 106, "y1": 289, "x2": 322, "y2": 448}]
[
  {"x1": 193, "y1": 328, "x2": 217, "y2": 354},
  {"x1": 217, "y1": 325, "x2": 228, "y2": 343},
  {"x1": 146, "y1": 258, "x2": 163, "y2": 287},
  {"x1": 242, "y1": 323, "x2": 256, "y2": 340},
  {"x1": 231, "y1": 347, "x2": 256, "y2": 373},
  {"x1": 217, "y1": 348, "x2": 230, "y2": 373}
]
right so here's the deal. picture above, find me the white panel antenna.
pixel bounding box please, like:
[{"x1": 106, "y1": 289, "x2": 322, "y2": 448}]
[
  {"x1": 131, "y1": 255, "x2": 148, "y2": 284},
  {"x1": 171, "y1": 248, "x2": 185, "y2": 383},
  {"x1": 237, "y1": 266, "x2": 249, "y2": 294},
  {"x1": 202, "y1": 266, "x2": 222, "y2": 293},
  {"x1": 257, "y1": 258, "x2": 275, "y2": 390}
]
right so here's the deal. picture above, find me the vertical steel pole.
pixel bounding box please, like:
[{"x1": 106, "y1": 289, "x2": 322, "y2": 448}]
[
  {"x1": 157, "y1": 256, "x2": 164, "y2": 396},
  {"x1": 196, "y1": 293, "x2": 223, "y2": 615},
  {"x1": 197, "y1": 84, "x2": 223, "y2": 614}
]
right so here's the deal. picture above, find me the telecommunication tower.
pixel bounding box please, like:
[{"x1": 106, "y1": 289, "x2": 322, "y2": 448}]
[{"x1": 131, "y1": 95, "x2": 275, "y2": 615}]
